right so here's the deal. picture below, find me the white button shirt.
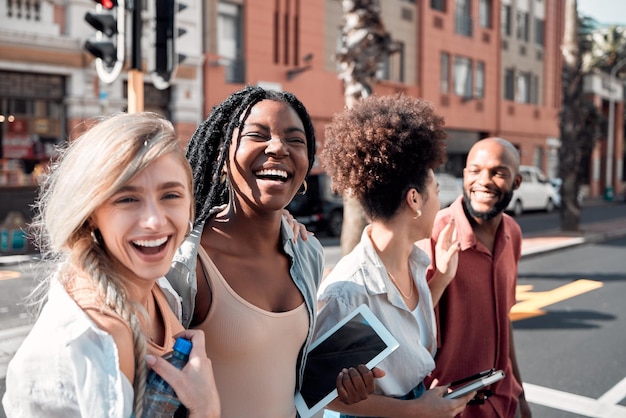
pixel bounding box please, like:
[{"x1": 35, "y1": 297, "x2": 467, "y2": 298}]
[{"x1": 315, "y1": 227, "x2": 437, "y2": 397}]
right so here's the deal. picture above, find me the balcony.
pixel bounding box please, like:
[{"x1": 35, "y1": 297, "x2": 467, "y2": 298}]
[{"x1": 1, "y1": 0, "x2": 59, "y2": 35}]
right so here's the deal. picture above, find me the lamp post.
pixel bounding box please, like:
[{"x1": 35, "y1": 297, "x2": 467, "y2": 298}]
[{"x1": 605, "y1": 57, "x2": 626, "y2": 201}]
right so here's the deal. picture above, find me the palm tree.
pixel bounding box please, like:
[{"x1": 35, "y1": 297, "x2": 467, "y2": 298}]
[
  {"x1": 583, "y1": 25, "x2": 626, "y2": 75},
  {"x1": 559, "y1": 1, "x2": 626, "y2": 231},
  {"x1": 335, "y1": 0, "x2": 398, "y2": 254},
  {"x1": 558, "y1": 0, "x2": 602, "y2": 231}
]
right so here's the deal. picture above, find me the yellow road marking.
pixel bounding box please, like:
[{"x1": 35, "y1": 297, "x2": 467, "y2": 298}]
[
  {"x1": 0, "y1": 270, "x2": 20, "y2": 281},
  {"x1": 511, "y1": 279, "x2": 603, "y2": 321}
]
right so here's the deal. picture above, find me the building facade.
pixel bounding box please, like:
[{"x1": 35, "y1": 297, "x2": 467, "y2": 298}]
[{"x1": 0, "y1": 0, "x2": 623, "y2": 254}]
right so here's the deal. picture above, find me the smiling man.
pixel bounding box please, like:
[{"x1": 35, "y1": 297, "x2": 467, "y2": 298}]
[{"x1": 424, "y1": 137, "x2": 532, "y2": 418}]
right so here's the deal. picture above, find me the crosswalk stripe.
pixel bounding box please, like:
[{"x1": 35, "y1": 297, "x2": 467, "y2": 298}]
[{"x1": 525, "y1": 382, "x2": 626, "y2": 417}]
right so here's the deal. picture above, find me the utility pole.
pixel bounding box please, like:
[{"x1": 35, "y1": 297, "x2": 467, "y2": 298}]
[
  {"x1": 605, "y1": 57, "x2": 626, "y2": 201},
  {"x1": 127, "y1": 0, "x2": 144, "y2": 113}
]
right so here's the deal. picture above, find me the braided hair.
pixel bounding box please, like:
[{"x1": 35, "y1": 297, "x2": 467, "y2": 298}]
[
  {"x1": 186, "y1": 86, "x2": 316, "y2": 225},
  {"x1": 31, "y1": 112, "x2": 192, "y2": 417}
]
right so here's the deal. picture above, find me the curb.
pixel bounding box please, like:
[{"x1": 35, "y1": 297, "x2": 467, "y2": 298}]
[
  {"x1": 520, "y1": 227, "x2": 626, "y2": 260},
  {"x1": 0, "y1": 254, "x2": 37, "y2": 267}
]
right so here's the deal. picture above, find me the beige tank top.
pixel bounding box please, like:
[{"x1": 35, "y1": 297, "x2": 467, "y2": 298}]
[{"x1": 196, "y1": 246, "x2": 308, "y2": 418}]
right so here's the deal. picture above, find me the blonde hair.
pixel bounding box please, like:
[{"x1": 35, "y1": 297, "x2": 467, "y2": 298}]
[{"x1": 31, "y1": 112, "x2": 192, "y2": 416}]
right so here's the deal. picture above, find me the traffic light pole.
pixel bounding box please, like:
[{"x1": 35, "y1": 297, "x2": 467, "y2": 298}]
[{"x1": 127, "y1": 0, "x2": 144, "y2": 113}]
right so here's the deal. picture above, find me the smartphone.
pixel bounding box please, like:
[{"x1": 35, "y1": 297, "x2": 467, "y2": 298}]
[{"x1": 443, "y1": 369, "x2": 505, "y2": 399}]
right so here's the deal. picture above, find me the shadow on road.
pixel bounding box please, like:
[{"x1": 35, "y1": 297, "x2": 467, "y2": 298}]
[{"x1": 513, "y1": 309, "x2": 615, "y2": 330}]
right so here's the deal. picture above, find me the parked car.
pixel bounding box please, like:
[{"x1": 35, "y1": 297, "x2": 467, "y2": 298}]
[
  {"x1": 286, "y1": 173, "x2": 344, "y2": 237},
  {"x1": 549, "y1": 177, "x2": 586, "y2": 206},
  {"x1": 435, "y1": 172, "x2": 463, "y2": 207},
  {"x1": 506, "y1": 165, "x2": 558, "y2": 216}
]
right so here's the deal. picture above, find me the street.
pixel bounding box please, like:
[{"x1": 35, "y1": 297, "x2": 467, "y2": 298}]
[
  {"x1": 0, "y1": 202, "x2": 625, "y2": 417},
  {"x1": 515, "y1": 235, "x2": 626, "y2": 417}
]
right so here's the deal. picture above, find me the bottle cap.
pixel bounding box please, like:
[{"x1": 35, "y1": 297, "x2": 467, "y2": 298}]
[{"x1": 173, "y1": 337, "x2": 192, "y2": 355}]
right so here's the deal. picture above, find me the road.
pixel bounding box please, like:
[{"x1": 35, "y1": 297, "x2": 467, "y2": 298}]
[
  {"x1": 514, "y1": 235, "x2": 626, "y2": 417},
  {"x1": 0, "y1": 201, "x2": 624, "y2": 416}
]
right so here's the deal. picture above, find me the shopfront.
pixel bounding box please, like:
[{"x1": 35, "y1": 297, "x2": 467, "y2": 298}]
[{"x1": 0, "y1": 70, "x2": 65, "y2": 254}]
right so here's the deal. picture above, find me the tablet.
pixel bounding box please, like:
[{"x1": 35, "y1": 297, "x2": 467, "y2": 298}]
[
  {"x1": 295, "y1": 304, "x2": 399, "y2": 418},
  {"x1": 443, "y1": 369, "x2": 505, "y2": 399}
]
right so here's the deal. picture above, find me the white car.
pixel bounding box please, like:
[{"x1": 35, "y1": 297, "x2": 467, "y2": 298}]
[
  {"x1": 435, "y1": 173, "x2": 463, "y2": 207},
  {"x1": 507, "y1": 165, "x2": 558, "y2": 216}
]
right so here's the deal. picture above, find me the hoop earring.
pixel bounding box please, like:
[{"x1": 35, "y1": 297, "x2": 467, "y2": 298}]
[
  {"x1": 413, "y1": 209, "x2": 422, "y2": 220},
  {"x1": 298, "y1": 180, "x2": 308, "y2": 195},
  {"x1": 91, "y1": 229, "x2": 102, "y2": 245},
  {"x1": 186, "y1": 220, "x2": 193, "y2": 237}
]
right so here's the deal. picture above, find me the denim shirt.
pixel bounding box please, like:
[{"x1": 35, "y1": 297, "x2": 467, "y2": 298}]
[
  {"x1": 3, "y1": 279, "x2": 134, "y2": 418},
  {"x1": 165, "y1": 215, "x2": 324, "y2": 390}
]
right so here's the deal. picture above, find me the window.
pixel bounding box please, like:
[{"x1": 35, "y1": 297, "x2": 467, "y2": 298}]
[
  {"x1": 531, "y1": 74, "x2": 540, "y2": 104},
  {"x1": 455, "y1": 0, "x2": 473, "y2": 37},
  {"x1": 532, "y1": 146, "x2": 544, "y2": 169},
  {"x1": 516, "y1": 72, "x2": 531, "y2": 103},
  {"x1": 501, "y1": 5, "x2": 511, "y2": 36},
  {"x1": 453, "y1": 56, "x2": 472, "y2": 97},
  {"x1": 475, "y1": 61, "x2": 485, "y2": 98},
  {"x1": 479, "y1": 0, "x2": 491, "y2": 28},
  {"x1": 504, "y1": 68, "x2": 515, "y2": 100},
  {"x1": 534, "y1": 18, "x2": 545, "y2": 46},
  {"x1": 516, "y1": 11, "x2": 529, "y2": 41},
  {"x1": 440, "y1": 52, "x2": 450, "y2": 93},
  {"x1": 218, "y1": 2, "x2": 245, "y2": 83},
  {"x1": 431, "y1": 0, "x2": 446, "y2": 12},
  {"x1": 376, "y1": 42, "x2": 405, "y2": 83}
]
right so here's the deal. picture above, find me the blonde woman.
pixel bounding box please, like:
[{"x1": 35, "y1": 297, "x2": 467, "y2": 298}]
[{"x1": 3, "y1": 113, "x2": 219, "y2": 418}]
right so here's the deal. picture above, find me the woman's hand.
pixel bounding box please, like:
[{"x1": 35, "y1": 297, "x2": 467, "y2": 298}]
[
  {"x1": 336, "y1": 365, "x2": 386, "y2": 405},
  {"x1": 145, "y1": 329, "x2": 220, "y2": 418},
  {"x1": 403, "y1": 385, "x2": 475, "y2": 418},
  {"x1": 434, "y1": 219, "x2": 460, "y2": 286},
  {"x1": 282, "y1": 209, "x2": 312, "y2": 242}
]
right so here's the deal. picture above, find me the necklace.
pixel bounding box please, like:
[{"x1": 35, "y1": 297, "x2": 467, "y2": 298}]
[{"x1": 387, "y1": 270, "x2": 414, "y2": 299}]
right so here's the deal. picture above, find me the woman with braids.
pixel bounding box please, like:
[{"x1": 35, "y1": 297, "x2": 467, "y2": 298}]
[
  {"x1": 166, "y1": 86, "x2": 380, "y2": 417},
  {"x1": 314, "y1": 95, "x2": 474, "y2": 418},
  {"x1": 3, "y1": 113, "x2": 219, "y2": 418}
]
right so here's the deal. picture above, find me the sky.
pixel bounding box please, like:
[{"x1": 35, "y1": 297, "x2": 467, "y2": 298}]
[{"x1": 577, "y1": 0, "x2": 626, "y2": 26}]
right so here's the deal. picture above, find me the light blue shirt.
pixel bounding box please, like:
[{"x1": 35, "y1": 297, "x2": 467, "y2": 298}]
[{"x1": 316, "y1": 226, "x2": 437, "y2": 398}]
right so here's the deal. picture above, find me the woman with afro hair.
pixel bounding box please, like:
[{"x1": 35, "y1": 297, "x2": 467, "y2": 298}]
[{"x1": 315, "y1": 94, "x2": 474, "y2": 417}]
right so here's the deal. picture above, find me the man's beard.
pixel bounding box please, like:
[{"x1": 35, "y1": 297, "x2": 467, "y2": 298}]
[{"x1": 463, "y1": 188, "x2": 514, "y2": 221}]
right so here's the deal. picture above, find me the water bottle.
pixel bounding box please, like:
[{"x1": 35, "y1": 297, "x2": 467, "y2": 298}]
[{"x1": 142, "y1": 337, "x2": 192, "y2": 418}]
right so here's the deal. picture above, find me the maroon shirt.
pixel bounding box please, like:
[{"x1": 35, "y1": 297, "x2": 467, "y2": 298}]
[{"x1": 425, "y1": 196, "x2": 523, "y2": 418}]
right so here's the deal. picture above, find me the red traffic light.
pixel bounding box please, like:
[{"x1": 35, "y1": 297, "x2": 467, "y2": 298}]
[{"x1": 97, "y1": 0, "x2": 117, "y2": 9}]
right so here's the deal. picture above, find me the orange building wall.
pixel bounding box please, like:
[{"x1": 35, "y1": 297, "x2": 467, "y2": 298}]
[
  {"x1": 418, "y1": 2, "x2": 500, "y2": 133},
  {"x1": 203, "y1": 0, "x2": 564, "y2": 177},
  {"x1": 203, "y1": 0, "x2": 348, "y2": 161},
  {"x1": 497, "y1": 0, "x2": 563, "y2": 172}
]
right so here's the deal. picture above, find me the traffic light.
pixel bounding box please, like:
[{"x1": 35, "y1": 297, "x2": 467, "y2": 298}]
[
  {"x1": 84, "y1": 0, "x2": 126, "y2": 84},
  {"x1": 152, "y1": 0, "x2": 187, "y2": 89}
]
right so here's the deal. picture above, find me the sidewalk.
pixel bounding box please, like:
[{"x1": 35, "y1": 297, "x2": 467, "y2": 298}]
[{"x1": 520, "y1": 215, "x2": 626, "y2": 258}]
